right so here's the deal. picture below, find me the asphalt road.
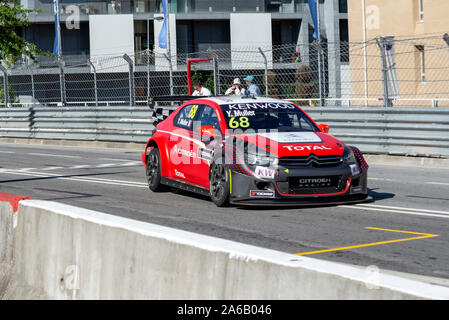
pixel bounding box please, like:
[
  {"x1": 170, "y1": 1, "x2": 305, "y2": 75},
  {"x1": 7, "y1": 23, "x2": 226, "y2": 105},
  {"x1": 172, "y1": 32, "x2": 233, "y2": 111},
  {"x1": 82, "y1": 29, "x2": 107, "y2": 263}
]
[{"x1": 1, "y1": 142, "x2": 448, "y2": 281}]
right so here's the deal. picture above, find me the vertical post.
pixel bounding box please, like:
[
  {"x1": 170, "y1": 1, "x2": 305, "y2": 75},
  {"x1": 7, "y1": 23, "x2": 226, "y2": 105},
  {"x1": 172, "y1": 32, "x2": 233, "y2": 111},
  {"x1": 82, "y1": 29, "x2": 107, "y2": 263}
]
[
  {"x1": 376, "y1": 37, "x2": 392, "y2": 108},
  {"x1": 147, "y1": 18, "x2": 151, "y2": 103},
  {"x1": 147, "y1": 49, "x2": 151, "y2": 103},
  {"x1": 214, "y1": 57, "x2": 220, "y2": 96},
  {"x1": 57, "y1": 60, "x2": 66, "y2": 106},
  {"x1": 123, "y1": 54, "x2": 134, "y2": 106},
  {"x1": 87, "y1": 59, "x2": 98, "y2": 107},
  {"x1": 207, "y1": 49, "x2": 219, "y2": 96},
  {"x1": 362, "y1": 0, "x2": 368, "y2": 106},
  {"x1": 164, "y1": 53, "x2": 174, "y2": 96},
  {"x1": 0, "y1": 65, "x2": 8, "y2": 108},
  {"x1": 316, "y1": 0, "x2": 323, "y2": 106},
  {"x1": 30, "y1": 67, "x2": 36, "y2": 106},
  {"x1": 258, "y1": 47, "x2": 269, "y2": 97},
  {"x1": 165, "y1": 0, "x2": 173, "y2": 96}
]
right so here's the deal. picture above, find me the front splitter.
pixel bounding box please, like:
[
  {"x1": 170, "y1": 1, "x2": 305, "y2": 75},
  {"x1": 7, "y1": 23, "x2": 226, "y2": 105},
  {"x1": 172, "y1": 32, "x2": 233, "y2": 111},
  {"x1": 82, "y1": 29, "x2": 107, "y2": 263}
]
[{"x1": 230, "y1": 194, "x2": 373, "y2": 207}]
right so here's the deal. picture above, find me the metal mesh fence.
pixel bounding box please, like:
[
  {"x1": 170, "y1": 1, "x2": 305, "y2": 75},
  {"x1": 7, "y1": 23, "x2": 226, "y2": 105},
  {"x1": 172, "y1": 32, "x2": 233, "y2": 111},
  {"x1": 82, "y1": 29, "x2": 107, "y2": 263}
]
[{"x1": 4, "y1": 34, "x2": 449, "y2": 107}]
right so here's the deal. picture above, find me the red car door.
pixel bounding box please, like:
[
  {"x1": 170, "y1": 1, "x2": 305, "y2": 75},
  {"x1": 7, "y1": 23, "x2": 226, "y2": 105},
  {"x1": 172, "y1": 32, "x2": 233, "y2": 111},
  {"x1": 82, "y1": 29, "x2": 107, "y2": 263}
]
[
  {"x1": 189, "y1": 104, "x2": 223, "y2": 187},
  {"x1": 167, "y1": 103, "x2": 201, "y2": 183}
]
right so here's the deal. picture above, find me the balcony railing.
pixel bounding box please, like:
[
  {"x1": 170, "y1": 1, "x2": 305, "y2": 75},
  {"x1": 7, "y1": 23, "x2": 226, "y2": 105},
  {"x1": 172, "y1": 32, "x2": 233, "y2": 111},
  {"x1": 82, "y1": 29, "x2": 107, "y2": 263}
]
[{"x1": 22, "y1": 0, "x2": 308, "y2": 16}]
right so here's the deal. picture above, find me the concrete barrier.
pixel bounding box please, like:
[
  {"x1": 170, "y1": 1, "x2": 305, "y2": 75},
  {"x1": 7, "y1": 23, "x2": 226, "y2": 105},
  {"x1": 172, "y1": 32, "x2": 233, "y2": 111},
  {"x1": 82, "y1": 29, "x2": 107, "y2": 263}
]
[{"x1": 1, "y1": 199, "x2": 449, "y2": 299}]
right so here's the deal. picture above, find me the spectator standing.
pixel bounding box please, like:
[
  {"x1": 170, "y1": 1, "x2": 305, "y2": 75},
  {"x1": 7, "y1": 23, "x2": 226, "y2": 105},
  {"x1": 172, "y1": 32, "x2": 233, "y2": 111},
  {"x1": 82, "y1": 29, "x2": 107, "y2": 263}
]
[
  {"x1": 192, "y1": 80, "x2": 212, "y2": 96},
  {"x1": 243, "y1": 75, "x2": 262, "y2": 97},
  {"x1": 225, "y1": 78, "x2": 246, "y2": 96}
]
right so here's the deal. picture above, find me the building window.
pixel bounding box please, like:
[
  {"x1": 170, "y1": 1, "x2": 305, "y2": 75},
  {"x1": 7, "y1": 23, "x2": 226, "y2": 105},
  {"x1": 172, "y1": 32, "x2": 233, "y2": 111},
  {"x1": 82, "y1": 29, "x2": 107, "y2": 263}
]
[
  {"x1": 416, "y1": 45, "x2": 426, "y2": 83},
  {"x1": 339, "y1": 0, "x2": 348, "y2": 13},
  {"x1": 418, "y1": 0, "x2": 424, "y2": 21}
]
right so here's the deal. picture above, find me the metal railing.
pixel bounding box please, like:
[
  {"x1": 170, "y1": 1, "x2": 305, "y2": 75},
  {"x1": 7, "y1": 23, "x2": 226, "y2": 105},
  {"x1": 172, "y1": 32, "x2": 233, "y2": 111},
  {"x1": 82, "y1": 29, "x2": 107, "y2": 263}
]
[
  {"x1": 1, "y1": 106, "x2": 448, "y2": 158},
  {"x1": 3, "y1": 34, "x2": 449, "y2": 108}
]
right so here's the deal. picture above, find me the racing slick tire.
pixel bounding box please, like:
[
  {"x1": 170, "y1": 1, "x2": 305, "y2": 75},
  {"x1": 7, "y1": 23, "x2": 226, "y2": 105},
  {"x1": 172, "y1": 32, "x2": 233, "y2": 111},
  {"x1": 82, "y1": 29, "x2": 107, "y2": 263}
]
[
  {"x1": 146, "y1": 147, "x2": 168, "y2": 192},
  {"x1": 209, "y1": 162, "x2": 231, "y2": 207}
]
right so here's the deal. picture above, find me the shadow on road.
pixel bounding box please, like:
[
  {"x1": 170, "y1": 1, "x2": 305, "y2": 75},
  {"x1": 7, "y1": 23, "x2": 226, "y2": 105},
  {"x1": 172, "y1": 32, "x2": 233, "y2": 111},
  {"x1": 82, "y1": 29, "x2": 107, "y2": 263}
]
[{"x1": 368, "y1": 188, "x2": 395, "y2": 201}]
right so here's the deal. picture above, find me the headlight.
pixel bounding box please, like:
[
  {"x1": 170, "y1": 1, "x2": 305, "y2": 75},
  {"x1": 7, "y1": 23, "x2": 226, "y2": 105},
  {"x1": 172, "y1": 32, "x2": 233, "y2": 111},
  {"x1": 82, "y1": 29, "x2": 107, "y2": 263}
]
[
  {"x1": 343, "y1": 148, "x2": 356, "y2": 163},
  {"x1": 343, "y1": 148, "x2": 361, "y2": 175},
  {"x1": 247, "y1": 152, "x2": 278, "y2": 167}
]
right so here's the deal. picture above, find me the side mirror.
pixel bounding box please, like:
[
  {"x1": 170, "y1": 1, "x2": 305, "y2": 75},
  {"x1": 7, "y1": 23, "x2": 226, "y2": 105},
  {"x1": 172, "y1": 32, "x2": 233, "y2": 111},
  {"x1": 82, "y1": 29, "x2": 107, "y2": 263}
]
[
  {"x1": 199, "y1": 125, "x2": 216, "y2": 139},
  {"x1": 319, "y1": 124, "x2": 330, "y2": 134}
]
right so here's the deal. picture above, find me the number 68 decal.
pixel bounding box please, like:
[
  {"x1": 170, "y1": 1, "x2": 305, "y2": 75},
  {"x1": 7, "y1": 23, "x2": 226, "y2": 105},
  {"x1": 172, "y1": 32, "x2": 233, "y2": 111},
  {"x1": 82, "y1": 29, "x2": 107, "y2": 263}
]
[
  {"x1": 188, "y1": 105, "x2": 199, "y2": 119},
  {"x1": 228, "y1": 117, "x2": 250, "y2": 129}
]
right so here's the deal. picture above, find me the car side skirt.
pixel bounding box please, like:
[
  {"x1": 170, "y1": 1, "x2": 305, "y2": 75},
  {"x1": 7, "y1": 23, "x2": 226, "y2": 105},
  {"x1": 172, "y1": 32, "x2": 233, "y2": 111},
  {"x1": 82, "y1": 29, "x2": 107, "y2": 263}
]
[{"x1": 160, "y1": 177, "x2": 211, "y2": 197}]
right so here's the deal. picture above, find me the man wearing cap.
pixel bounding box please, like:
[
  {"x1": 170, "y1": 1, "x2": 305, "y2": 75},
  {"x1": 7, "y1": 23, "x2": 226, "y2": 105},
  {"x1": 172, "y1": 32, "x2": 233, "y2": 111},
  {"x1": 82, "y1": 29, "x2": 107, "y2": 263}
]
[
  {"x1": 225, "y1": 78, "x2": 246, "y2": 96},
  {"x1": 243, "y1": 75, "x2": 262, "y2": 97}
]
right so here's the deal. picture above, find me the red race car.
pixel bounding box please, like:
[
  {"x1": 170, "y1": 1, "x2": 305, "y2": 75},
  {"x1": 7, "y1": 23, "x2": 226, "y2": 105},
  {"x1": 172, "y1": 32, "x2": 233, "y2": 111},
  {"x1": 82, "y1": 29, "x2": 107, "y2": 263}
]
[{"x1": 142, "y1": 96, "x2": 369, "y2": 207}]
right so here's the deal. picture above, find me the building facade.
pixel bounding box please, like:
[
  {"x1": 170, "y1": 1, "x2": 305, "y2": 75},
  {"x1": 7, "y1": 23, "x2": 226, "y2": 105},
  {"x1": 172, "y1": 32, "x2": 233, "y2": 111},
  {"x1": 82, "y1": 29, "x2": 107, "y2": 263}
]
[
  {"x1": 348, "y1": 0, "x2": 449, "y2": 106},
  {"x1": 20, "y1": 0, "x2": 349, "y2": 58}
]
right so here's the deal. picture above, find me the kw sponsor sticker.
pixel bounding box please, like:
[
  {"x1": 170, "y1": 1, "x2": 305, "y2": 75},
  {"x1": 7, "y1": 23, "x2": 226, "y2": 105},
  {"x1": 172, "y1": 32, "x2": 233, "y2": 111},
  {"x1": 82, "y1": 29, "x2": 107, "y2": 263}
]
[
  {"x1": 254, "y1": 166, "x2": 275, "y2": 179},
  {"x1": 250, "y1": 190, "x2": 275, "y2": 198}
]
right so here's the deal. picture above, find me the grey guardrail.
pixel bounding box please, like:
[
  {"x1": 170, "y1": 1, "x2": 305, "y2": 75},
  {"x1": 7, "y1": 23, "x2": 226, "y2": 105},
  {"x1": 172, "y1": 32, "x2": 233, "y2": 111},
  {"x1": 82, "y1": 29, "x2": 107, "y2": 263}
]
[
  {"x1": 1, "y1": 106, "x2": 448, "y2": 157},
  {"x1": 304, "y1": 107, "x2": 449, "y2": 157},
  {"x1": 0, "y1": 106, "x2": 154, "y2": 143}
]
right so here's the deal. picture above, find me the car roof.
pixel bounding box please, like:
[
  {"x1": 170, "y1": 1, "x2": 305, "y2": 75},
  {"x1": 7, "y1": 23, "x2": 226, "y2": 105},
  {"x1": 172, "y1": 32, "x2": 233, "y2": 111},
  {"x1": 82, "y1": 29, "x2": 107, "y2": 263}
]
[{"x1": 201, "y1": 96, "x2": 291, "y2": 106}]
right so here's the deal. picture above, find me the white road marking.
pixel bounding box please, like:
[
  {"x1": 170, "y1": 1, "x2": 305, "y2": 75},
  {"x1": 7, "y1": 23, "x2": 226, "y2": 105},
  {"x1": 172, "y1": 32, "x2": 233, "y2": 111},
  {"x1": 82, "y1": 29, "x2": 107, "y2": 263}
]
[
  {"x1": 369, "y1": 177, "x2": 449, "y2": 186},
  {"x1": 1, "y1": 161, "x2": 142, "y2": 172},
  {"x1": 426, "y1": 182, "x2": 449, "y2": 186},
  {"x1": 340, "y1": 204, "x2": 449, "y2": 220},
  {"x1": 357, "y1": 203, "x2": 449, "y2": 216},
  {"x1": 41, "y1": 167, "x2": 64, "y2": 171},
  {"x1": 368, "y1": 178, "x2": 397, "y2": 182},
  {"x1": 95, "y1": 163, "x2": 119, "y2": 168},
  {"x1": 28, "y1": 153, "x2": 81, "y2": 159},
  {"x1": 99, "y1": 158, "x2": 138, "y2": 162},
  {"x1": 0, "y1": 151, "x2": 15, "y2": 154},
  {"x1": 70, "y1": 165, "x2": 90, "y2": 169},
  {"x1": 0, "y1": 169, "x2": 147, "y2": 188}
]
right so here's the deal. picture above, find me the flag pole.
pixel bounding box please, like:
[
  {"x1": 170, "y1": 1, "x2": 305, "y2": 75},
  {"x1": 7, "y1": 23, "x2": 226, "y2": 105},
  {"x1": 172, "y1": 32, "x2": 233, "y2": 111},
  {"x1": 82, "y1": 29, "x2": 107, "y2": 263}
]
[
  {"x1": 55, "y1": 0, "x2": 62, "y2": 61},
  {"x1": 165, "y1": 0, "x2": 173, "y2": 96}
]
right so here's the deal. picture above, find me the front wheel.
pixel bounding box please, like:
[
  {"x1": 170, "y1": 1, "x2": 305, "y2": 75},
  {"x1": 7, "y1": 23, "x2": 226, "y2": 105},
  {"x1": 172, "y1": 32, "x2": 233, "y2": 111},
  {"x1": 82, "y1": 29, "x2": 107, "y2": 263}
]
[{"x1": 209, "y1": 163, "x2": 231, "y2": 207}]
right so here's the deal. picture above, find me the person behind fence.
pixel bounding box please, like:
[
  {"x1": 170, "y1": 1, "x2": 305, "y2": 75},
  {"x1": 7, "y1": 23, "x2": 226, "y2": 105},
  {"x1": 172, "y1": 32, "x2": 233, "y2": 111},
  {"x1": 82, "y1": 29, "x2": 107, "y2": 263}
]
[
  {"x1": 192, "y1": 80, "x2": 212, "y2": 97},
  {"x1": 225, "y1": 78, "x2": 246, "y2": 96},
  {"x1": 243, "y1": 75, "x2": 262, "y2": 97}
]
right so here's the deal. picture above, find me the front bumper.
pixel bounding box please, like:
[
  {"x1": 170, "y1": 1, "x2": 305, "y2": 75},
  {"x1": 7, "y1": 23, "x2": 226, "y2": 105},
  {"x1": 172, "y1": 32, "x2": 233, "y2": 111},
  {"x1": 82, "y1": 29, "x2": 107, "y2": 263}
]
[{"x1": 229, "y1": 164, "x2": 369, "y2": 207}]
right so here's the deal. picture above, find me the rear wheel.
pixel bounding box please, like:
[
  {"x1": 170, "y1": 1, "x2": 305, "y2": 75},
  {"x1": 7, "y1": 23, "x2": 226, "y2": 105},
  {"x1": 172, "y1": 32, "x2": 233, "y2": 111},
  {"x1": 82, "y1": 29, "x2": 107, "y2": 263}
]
[
  {"x1": 146, "y1": 147, "x2": 167, "y2": 192},
  {"x1": 209, "y1": 163, "x2": 230, "y2": 207}
]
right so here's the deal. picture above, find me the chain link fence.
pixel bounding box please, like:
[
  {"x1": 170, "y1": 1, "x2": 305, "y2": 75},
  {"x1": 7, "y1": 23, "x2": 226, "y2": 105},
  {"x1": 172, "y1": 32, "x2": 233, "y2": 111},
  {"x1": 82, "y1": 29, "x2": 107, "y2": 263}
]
[{"x1": 3, "y1": 34, "x2": 449, "y2": 108}]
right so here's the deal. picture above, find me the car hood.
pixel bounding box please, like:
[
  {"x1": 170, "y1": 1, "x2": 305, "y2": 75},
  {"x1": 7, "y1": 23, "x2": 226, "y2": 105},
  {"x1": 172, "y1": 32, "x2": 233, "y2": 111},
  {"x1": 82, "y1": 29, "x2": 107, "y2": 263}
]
[{"x1": 231, "y1": 131, "x2": 345, "y2": 157}]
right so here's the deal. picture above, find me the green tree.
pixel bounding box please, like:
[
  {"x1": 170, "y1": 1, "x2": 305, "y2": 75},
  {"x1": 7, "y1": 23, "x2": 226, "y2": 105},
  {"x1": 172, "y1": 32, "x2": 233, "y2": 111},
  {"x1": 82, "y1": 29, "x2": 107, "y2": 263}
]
[
  {"x1": 0, "y1": 0, "x2": 46, "y2": 66},
  {"x1": 0, "y1": 83, "x2": 18, "y2": 104},
  {"x1": 191, "y1": 68, "x2": 214, "y2": 95}
]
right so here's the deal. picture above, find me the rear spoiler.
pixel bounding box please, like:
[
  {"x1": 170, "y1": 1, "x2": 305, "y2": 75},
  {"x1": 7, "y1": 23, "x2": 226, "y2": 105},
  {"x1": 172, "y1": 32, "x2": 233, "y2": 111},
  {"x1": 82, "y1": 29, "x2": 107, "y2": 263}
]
[
  {"x1": 148, "y1": 95, "x2": 197, "y2": 107},
  {"x1": 149, "y1": 95, "x2": 197, "y2": 126}
]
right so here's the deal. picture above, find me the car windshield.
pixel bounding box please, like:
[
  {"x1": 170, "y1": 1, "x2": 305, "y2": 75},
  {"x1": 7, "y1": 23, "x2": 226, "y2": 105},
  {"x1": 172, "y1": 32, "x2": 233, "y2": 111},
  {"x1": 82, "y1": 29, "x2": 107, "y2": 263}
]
[{"x1": 220, "y1": 102, "x2": 319, "y2": 132}]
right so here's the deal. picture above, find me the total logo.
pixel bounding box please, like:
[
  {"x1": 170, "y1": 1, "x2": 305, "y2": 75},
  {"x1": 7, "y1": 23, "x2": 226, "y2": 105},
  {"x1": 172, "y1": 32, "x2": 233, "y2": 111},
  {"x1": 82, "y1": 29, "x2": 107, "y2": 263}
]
[
  {"x1": 175, "y1": 169, "x2": 186, "y2": 179},
  {"x1": 283, "y1": 145, "x2": 333, "y2": 151}
]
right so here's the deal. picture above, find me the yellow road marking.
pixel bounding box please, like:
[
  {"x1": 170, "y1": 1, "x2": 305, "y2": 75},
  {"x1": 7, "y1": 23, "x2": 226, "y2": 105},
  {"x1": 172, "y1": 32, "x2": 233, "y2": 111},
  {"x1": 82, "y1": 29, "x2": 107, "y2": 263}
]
[{"x1": 296, "y1": 227, "x2": 439, "y2": 256}]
